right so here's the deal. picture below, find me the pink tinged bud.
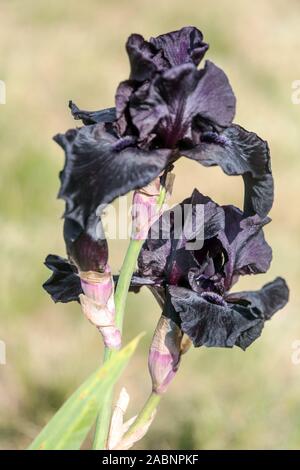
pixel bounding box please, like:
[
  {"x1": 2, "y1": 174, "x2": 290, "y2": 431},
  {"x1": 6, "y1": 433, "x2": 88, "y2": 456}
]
[
  {"x1": 79, "y1": 269, "x2": 121, "y2": 350},
  {"x1": 131, "y1": 173, "x2": 175, "y2": 241},
  {"x1": 148, "y1": 315, "x2": 183, "y2": 395},
  {"x1": 80, "y1": 268, "x2": 113, "y2": 304},
  {"x1": 131, "y1": 178, "x2": 160, "y2": 241}
]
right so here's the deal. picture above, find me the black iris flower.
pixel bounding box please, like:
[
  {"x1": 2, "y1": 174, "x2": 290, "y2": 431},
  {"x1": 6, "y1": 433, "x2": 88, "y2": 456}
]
[
  {"x1": 131, "y1": 190, "x2": 289, "y2": 350},
  {"x1": 53, "y1": 27, "x2": 273, "y2": 269},
  {"x1": 44, "y1": 27, "x2": 287, "y2": 351}
]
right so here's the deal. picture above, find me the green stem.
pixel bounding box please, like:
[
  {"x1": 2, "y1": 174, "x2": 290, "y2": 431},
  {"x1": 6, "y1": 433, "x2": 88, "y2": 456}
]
[
  {"x1": 122, "y1": 392, "x2": 161, "y2": 443},
  {"x1": 114, "y1": 239, "x2": 144, "y2": 332},
  {"x1": 92, "y1": 186, "x2": 167, "y2": 450},
  {"x1": 91, "y1": 347, "x2": 114, "y2": 449},
  {"x1": 92, "y1": 239, "x2": 143, "y2": 449}
]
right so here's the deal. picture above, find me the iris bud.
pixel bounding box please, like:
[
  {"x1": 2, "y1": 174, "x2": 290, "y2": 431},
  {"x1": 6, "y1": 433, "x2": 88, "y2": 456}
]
[
  {"x1": 79, "y1": 269, "x2": 121, "y2": 350},
  {"x1": 148, "y1": 315, "x2": 184, "y2": 394},
  {"x1": 131, "y1": 173, "x2": 175, "y2": 240}
]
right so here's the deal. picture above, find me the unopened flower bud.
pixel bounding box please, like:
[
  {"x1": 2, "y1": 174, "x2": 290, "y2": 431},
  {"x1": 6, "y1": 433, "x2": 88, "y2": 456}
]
[
  {"x1": 131, "y1": 173, "x2": 175, "y2": 240},
  {"x1": 148, "y1": 315, "x2": 183, "y2": 394},
  {"x1": 79, "y1": 269, "x2": 121, "y2": 349},
  {"x1": 63, "y1": 216, "x2": 108, "y2": 273}
]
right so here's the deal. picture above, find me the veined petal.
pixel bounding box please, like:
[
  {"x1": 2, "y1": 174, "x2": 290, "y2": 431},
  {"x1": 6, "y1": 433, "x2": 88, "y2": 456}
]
[{"x1": 130, "y1": 61, "x2": 235, "y2": 148}]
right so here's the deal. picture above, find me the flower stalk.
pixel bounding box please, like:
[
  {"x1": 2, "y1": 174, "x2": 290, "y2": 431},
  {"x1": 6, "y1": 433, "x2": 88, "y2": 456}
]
[
  {"x1": 117, "y1": 392, "x2": 161, "y2": 449},
  {"x1": 93, "y1": 179, "x2": 171, "y2": 449}
]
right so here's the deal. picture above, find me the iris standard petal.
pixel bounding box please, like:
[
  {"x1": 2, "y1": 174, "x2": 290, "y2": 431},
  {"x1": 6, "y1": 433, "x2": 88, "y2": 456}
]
[
  {"x1": 220, "y1": 205, "x2": 272, "y2": 289},
  {"x1": 130, "y1": 61, "x2": 235, "y2": 147},
  {"x1": 126, "y1": 27, "x2": 208, "y2": 82},
  {"x1": 54, "y1": 123, "x2": 171, "y2": 231},
  {"x1": 149, "y1": 26, "x2": 208, "y2": 68},
  {"x1": 126, "y1": 33, "x2": 164, "y2": 82},
  {"x1": 43, "y1": 254, "x2": 82, "y2": 303},
  {"x1": 137, "y1": 189, "x2": 224, "y2": 283},
  {"x1": 183, "y1": 124, "x2": 273, "y2": 217}
]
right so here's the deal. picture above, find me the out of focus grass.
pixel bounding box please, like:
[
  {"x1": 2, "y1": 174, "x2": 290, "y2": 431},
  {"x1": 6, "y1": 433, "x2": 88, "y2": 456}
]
[{"x1": 0, "y1": 0, "x2": 300, "y2": 449}]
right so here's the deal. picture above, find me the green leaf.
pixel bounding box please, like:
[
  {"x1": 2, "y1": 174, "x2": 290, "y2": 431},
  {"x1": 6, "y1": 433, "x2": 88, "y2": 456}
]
[{"x1": 28, "y1": 334, "x2": 143, "y2": 450}]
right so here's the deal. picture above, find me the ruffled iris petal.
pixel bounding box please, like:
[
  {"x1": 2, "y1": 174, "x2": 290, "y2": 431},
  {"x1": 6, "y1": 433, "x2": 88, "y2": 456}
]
[
  {"x1": 168, "y1": 277, "x2": 289, "y2": 350},
  {"x1": 130, "y1": 61, "x2": 236, "y2": 147},
  {"x1": 219, "y1": 205, "x2": 272, "y2": 289},
  {"x1": 54, "y1": 123, "x2": 171, "y2": 231},
  {"x1": 149, "y1": 26, "x2": 208, "y2": 68},
  {"x1": 137, "y1": 189, "x2": 225, "y2": 284},
  {"x1": 183, "y1": 124, "x2": 273, "y2": 217},
  {"x1": 126, "y1": 26, "x2": 208, "y2": 82},
  {"x1": 43, "y1": 255, "x2": 82, "y2": 303},
  {"x1": 168, "y1": 286, "x2": 261, "y2": 349},
  {"x1": 226, "y1": 277, "x2": 289, "y2": 320}
]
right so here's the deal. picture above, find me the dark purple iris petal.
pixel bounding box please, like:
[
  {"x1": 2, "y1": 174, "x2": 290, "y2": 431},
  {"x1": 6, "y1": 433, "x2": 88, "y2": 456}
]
[
  {"x1": 168, "y1": 285, "x2": 261, "y2": 348},
  {"x1": 137, "y1": 189, "x2": 271, "y2": 298},
  {"x1": 183, "y1": 124, "x2": 273, "y2": 217},
  {"x1": 54, "y1": 123, "x2": 171, "y2": 232},
  {"x1": 126, "y1": 34, "x2": 164, "y2": 82},
  {"x1": 137, "y1": 189, "x2": 225, "y2": 285},
  {"x1": 226, "y1": 277, "x2": 289, "y2": 321},
  {"x1": 219, "y1": 205, "x2": 272, "y2": 290},
  {"x1": 130, "y1": 61, "x2": 236, "y2": 148},
  {"x1": 115, "y1": 80, "x2": 137, "y2": 135},
  {"x1": 126, "y1": 26, "x2": 208, "y2": 82},
  {"x1": 149, "y1": 27, "x2": 209, "y2": 68},
  {"x1": 43, "y1": 254, "x2": 82, "y2": 303},
  {"x1": 168, "y1": 276, "x2": 289, "y2": 349},
  {"x1": 69, "y1": 101, "x2": 116, "y2": 125}
]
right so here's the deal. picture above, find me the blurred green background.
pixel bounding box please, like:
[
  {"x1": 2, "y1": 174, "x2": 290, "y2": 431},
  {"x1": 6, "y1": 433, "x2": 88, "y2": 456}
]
[{"x1": 0, "y1": 0, "x2": 299, "y2": 450}]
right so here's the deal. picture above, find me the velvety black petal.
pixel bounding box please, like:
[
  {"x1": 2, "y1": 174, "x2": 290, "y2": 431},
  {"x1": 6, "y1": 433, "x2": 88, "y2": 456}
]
[
  {"x1": 137, "y1": 189, "x2": 224, "y2": 284},
  {"x1": 227, "y1": 277, "x2": 289, "y2": 321},
  {"x1": 126, "y1": 34, "x2": 164, "y2": 82},
  {"x1": 43, "y1": 254, "x2": 82, "y2": 303},
  {"x1": 183, "y1": 124, "x2": 273, "y2": 217},
  {"x1": 168, "y1": 285, "x2": 263, "y2": 349},
  {"x1": 138, "y1": 240, "x2": 171, "y2": 280},
  {"x1": 126, "y1": 27, "x2": 208, "y2": 82},
  {"x1": 149, "y1": 26, "x2": 208, "y2": 68},
  {"x1": 130, "y1": 61, "x2": 235, "y2": 147},
  {"x1": 54, "y1": 123, "x2": 171, "y2": 231},
  {"x1": 164, "y1": 189, "x2": 225, "y2": 288},
  {"x1": 180, "y1": 189, "x2": 225, "y2": 241},
  {"x1": 220, "y1": 205, "x2": 272, "y2": 289},
  {"x1": 115, "y1": 80, "x2": 140, "y2": 135},
  {"x1": 69, "y1": 101, "x2": 116, "y2": 125}
]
